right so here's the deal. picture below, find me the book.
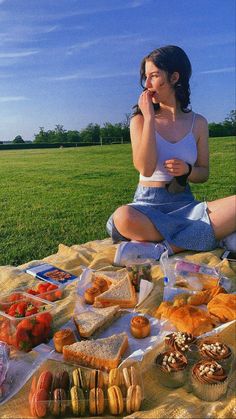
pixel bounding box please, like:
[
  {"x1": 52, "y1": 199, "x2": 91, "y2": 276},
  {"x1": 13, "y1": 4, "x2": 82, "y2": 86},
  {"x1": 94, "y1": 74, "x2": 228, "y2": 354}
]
[{"x1": 25, "y1": 263, "x2": 78, "y2": 286}]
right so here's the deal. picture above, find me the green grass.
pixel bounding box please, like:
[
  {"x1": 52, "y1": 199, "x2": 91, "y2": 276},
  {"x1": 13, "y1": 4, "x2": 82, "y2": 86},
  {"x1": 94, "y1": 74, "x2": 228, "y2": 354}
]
[{"x1": 0, "y1": 136, "x2": 235, "y2": 266}]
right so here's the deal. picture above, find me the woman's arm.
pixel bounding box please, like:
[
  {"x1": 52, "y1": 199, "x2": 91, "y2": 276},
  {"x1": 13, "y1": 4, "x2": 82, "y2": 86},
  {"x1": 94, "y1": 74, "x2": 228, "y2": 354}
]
[
  {"x1": 130, "y1": 90, "x2": 157, "y2": 177},
  {"x1": 188, "y1": 115, "x2": 209, "y2": 183}
]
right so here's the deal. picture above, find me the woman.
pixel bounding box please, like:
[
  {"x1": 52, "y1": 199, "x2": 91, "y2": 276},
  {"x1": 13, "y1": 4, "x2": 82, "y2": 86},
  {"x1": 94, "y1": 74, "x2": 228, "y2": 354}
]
[{"x1": 106, "y1": 45, "x2": 236, "y2": 266}]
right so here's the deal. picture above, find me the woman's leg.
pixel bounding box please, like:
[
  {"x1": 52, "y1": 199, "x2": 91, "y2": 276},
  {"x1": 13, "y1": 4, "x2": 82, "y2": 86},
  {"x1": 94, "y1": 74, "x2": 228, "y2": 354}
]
[
  {"x1": 113, "y1": 205, "x2": 183, "y2": 252},
  {"x1": 207, "y1": 195, "x2": 236, "y2": 239}
]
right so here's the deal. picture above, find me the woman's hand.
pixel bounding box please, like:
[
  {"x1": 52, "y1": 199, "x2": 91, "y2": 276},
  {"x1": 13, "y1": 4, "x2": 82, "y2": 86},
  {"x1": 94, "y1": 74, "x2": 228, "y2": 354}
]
[
  {"x1": 164, "y1": 159, "x2": 189, "y2": 176},
  {"x1": 138, "y1": 90, "x2": 155, "y2": 120}
]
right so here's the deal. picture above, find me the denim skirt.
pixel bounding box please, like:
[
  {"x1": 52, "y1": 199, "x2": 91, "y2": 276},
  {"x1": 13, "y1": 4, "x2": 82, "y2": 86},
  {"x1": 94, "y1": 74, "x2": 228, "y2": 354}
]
[{"x1": 106, "y1": 184, "x2": 218, "y2": 251}]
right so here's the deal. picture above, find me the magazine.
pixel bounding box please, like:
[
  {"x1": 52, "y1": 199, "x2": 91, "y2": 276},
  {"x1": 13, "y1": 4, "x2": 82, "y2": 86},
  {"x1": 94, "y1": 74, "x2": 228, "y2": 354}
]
[{"x1": 25, "y1": 263, "x2": 78, "y2": 285}]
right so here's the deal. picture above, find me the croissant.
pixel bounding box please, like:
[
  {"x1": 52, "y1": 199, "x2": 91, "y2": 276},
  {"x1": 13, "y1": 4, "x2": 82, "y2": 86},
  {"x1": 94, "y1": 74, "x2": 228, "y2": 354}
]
[
  {"x1": 153, "y1": 301, "x2": 178, "y2": 319},
  {"x1": 187, "y1": 285, "x2": 227, "y2": 306},
  {"x1": 168, "y1": 305, "x2": 215, "y2": 336},
  {"x1": 173, "y1": 293, "x2": 189, "y2": 307},
  {"x1": 207, "y1": 293, "x2": 236, "y2": 323}
]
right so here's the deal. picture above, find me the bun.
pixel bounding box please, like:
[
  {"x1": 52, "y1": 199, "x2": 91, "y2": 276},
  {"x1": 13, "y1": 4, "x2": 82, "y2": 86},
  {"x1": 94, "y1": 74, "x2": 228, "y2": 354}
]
[
  {"x1": 130, "y1": 315, "x2": 150, "y2": 338},
  {"x1": 84, "y1": 287, "x2": 101, "y2": 304},
  {"x1": 207, "y1": 293, "x2": 236, "y2": 323},
  {"x1": 63, "y1": 332, "x2": 128, "y2": 371},
  {"x1": 93, "y1": 276, "x2": 110, "y2": 292},
  {"x1": 53, "y1": 329, "x2": 76, "y2": 353}
]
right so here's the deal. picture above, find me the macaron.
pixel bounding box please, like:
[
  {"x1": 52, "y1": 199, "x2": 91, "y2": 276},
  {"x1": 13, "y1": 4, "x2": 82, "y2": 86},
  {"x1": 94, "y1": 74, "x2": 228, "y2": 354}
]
[
  {"x1": 29, "y1": 376, "x2": 37, "y2": 405},
  {"x1": 123, "y1": 366, "x2": 139, "y2": 388},
  {"x1": 89, "y1": 369, "x2": 104, "y2": 389},
  {"x1": 126, "y1": 384, "x2": 142, "y2": 414},
  {"x1": 51, "y1": 388, "x2": 67, "y2": 416},
  {"x1": 53, "y1": 370, "x2": 70, "y2": 392},
  {"x1": 89, "y1": 387, "x2": 105, "y2": 416},
  {"x1": 72, "y1": 368, "x2": 87, "y2": 390},
  {"x1": 107, "y1": 385, "x2": 124, "y2": 415},
  {"x1": 37, "y1": 370, "x2": 53, "y2": 393},
  {"x1": 108, "y1": 368, "x2": 121, "y2": 387},
  {"x1": 30, "y1": 388, "x2": 48, "y2": 418},
  {"x1": 70, "y1": 386, "x2": 86, "y2": 416}
]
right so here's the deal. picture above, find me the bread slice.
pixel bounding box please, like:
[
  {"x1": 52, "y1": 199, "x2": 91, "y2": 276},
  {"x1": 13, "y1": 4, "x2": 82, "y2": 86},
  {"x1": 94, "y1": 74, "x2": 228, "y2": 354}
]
[
  {"x1": 73, "y1": 306, "x2": 120, "y2": 338},
  {"x1": 92, "y1": 271, "x2": 126, "y2": 285},
  {"x1": 93, "y1": 277, "x2": 137, "y2": 308},
  {"x1": 63, "y1": 332, "x2": 128, "y2": 370}
]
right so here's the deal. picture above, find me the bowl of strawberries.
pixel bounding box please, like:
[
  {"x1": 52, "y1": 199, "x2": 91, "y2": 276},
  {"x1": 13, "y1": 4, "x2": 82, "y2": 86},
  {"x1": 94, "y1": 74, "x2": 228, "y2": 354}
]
[
  {"x1": 26, "y1": 281, "x2": 64, "y2": 302},
  {"x1": 0, "y1": 292, "x2": 54, "y2": 352}
]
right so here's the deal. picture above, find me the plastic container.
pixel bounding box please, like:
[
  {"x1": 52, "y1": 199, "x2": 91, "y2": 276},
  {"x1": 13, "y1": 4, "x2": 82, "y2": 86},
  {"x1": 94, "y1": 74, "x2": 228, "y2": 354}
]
[
  {"x1": 0, "y1": 292, "x2": 55, "y2": 351},
  {"x1": 25, "y1": 281, "x2": 65, "y2": 302},
  {"x1": 126, "y1": 262, "x2": 152, "y2": 292},
  {"x1": 28, "y1": 361, "x2": 144, "y2": 417}
]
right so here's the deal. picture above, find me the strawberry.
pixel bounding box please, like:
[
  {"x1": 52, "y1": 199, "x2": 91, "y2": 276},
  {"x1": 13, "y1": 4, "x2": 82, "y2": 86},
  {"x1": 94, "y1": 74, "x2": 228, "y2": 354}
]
[
  {"x1": 17, "y1": 318, "x2": 35, "y2": 331},
  {"x1": 15, "y1": 301, "x2": 28, "y2": 317},
  {"x1": 9, "y1": 293, "x2": 22, "y2": 303},
  {"x1": 6, "y1": 302, "x2": 19, "y2": 316},
  {"x1": 27, "y1": 289, "x2": 38, "y2": 296},
  {"x1": 15, "y1": 328, "x2": 32, "y2": 352},
  {"x1": 25, "y1": 304, "x2": 38, "y2": 317},
  {"x1": 37, "y1": 282, "x2": 50, "y2": 294},
  {"x1": 37, "y1": 312, "x2": 52, "y2": 328},
  {"x1": 31, "y1": 322, "x2": 45, "y2": 337},
  {"x1": 54, "y1": 289, "x2": 63, "y2": 300},
  {"x1": 46, "y1": 284, "x2": 58, "y2": 291}
]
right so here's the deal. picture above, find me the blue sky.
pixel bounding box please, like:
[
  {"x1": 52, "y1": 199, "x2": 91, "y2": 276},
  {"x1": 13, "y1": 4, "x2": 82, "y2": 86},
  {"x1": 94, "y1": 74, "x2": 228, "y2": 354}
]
[{"x1": 0, "y1": 0, "x2": 235, "y2": 141}]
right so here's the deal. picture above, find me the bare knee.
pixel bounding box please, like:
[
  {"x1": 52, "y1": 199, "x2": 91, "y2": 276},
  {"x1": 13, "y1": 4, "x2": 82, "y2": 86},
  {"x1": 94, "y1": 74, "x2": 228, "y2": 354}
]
[{"x1": 113, "y1": 205, "x2": 136, "y2": 235}]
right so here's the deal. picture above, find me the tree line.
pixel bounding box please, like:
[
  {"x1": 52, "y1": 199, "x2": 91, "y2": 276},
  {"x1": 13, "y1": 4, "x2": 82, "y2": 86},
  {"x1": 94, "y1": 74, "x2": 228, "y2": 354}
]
[{"x1": 7, "y1": 109, "x2": 236, "y2": 144}]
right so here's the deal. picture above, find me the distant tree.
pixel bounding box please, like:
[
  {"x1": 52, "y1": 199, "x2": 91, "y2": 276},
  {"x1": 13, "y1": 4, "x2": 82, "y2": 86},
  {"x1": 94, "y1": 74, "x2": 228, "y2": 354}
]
[
  {"x1": 34, "y1": 127, "x2": 50, "y2": 143},
  {"x1": 67, "y1": 130, "x2": 81, "y2": 143},
  {"x1": 13, "y1": 135, "x2": 24, "y2": 143},
  {"x1": 208, "y1": 109, "x2": 236, "y2": 137},
  {"x1": 80, "y1": 123, "x2": 100, "y2": 143}
]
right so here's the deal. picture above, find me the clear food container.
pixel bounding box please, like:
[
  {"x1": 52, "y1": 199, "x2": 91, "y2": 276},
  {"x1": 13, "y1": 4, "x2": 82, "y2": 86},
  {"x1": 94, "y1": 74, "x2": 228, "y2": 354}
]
[
  {"x1": 25, "y1": 281, "x2": 65, "y2": 302},
  {"x1": 0, "y1": 292, "x2": 55, "y2": 352},
  {"x1": 27, "y1": 360, "x2": 144, "y2": 417}
]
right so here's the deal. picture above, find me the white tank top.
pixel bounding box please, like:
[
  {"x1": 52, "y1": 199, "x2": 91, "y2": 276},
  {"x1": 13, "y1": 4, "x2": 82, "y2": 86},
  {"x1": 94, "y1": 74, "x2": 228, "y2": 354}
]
[{"x1": 139, "y1": 113, "x2": 198, "y2": 182}]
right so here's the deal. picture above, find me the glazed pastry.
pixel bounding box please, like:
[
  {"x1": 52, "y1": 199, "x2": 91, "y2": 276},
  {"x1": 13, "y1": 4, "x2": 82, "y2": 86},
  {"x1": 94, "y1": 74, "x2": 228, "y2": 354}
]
[
  {"x1": 93, "y1": 277, "x2": 109, "y2": 293},
  {"x1": 84, "y1": 287, "x2": 101, "y2": 304},
  {"x1": 53, "y1": 370, "x2": 70, "y2": 392},
  {"x1": 165, "y1": 332, "x2": 196, "y2": 353},
  {"x1": 207, "y1": 293, "x2": 236, "y2": 323},
  {"x1": 37, "y1": 370, "x2": 53, "y2": 393},
  {"x1": 155, "y1": 350, "x2": 188, "y2": 388},
  {"x1": 108, "y1": 368, "x2": 121, "y2": 387},
  {"x1": 30, "y1": 388, "x2": 49, "y2": 418},
  {"x1": 130, "y1": 315, "x2": 151, "y2": 339},
  {"x1": 191, "y1": 360, "x2": 229, "y2": 401},
  {"x1": 70, "y1": 386, "x2": 86, "y2": 416},
  {"x1": 51, "y1": 388, "x2": 67, "y2": 416},
  {"x1": 187, "y1": 285, "x2": 227, "y2": 306},
  {"x1": 89, "y1": 387, "x2": 105, "y2": 416},
  {"x1": 89, "y1": 369, "x2": 104, "y2": 389},
  {"x1": 53, "y1": 329, "x2": 76, "y2": 353},
  {"x1": 107, "y1": 385, "x2": 124, "y2": 415},
  {"x1": 72, "y1": 368, "x2": 87, "y2": 390},
  {"x1": 123, "y1": 366, "x2": 139, "y2": 388},
  {"x1": 126, "y1": 384, "x2": 142, "y2": 414}
]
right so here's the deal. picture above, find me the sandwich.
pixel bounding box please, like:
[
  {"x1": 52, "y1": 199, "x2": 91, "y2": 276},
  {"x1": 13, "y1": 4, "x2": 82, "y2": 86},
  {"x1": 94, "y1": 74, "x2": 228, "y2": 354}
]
[
  {"x1": 93, "y1": 277, "x2": 137, "y2": 308},
  {"x1": 73, "y1": 305, "x2": 120, "y2": 338},
  {"x1": 63, "y1": 332, "x2": 128, "y2": 371}
]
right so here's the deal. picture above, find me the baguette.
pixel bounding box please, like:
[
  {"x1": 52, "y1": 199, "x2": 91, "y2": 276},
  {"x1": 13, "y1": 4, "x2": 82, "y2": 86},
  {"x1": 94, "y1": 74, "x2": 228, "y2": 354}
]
[
  {"x1": 94, "y1": 277, "x2": 137, "y2": 308},
  {"x1": 63, "y1": 332, "x2": 128, "y2": 371}
]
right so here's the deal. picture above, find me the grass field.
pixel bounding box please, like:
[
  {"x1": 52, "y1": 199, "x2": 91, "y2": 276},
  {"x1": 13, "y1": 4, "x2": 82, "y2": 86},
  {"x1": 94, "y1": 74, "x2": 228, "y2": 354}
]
[{"x1": 0, "y1": 136, "x2": 235, "y2": 266}]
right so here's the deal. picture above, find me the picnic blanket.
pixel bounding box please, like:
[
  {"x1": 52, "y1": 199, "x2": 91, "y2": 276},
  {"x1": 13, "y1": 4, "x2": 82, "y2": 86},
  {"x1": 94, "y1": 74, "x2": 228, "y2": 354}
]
[{"x1": 0, "y1": 238, "x2": 235, "y2": 419}]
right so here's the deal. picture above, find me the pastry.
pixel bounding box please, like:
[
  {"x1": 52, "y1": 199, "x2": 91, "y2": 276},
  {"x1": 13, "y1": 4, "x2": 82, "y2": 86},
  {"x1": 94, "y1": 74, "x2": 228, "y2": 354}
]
[
  {"x1": 37, "y1": 370, "x2": 53, "y2": 393},
  {"x1": 30, "y1": 388, "x2": 49, "y2": 418},
  {"x1": 89, "y1": 369, "x2": 104, "y2": 389},
  {"x1": 108, "y1": 368, "x2": 121, "y2": 387},
  {"x1": 191, "y1": 360, "x2": 229, "y2": 401},
  {"x1": 123, "y1": 366, "x2": 139, "y2": 388},
  {"x1": 70, "y1": 386, "x2": 86, "y2": 416},
  {"x1": 165, "y1": 332, "x2": 197, "y2": 353},
  {"x1": 72, "y1": 368, "x2": 87, "y2": 390},
  {"x1": 130, "y1": 315, "x2": 151, "y2": 339},
  {"x1": 155, "y1": 350, "x2": 188, "y2": 388},
  {"x1": 207, "y1": 293, "x2": 236, "y2": 323},
  {"x1": 107, "y1": 385, "x2": 124, "y2": 415},
  {"x1": 84, "y1": 287, "x2": 101, "y2": 304},
  {"x1": 53, "y1": 370, "x2": 70, "y2": 392},
  {"x1": 187, "y1": 285, "x2": 227, "y2": 306},
  {"x1": 153, "y1": 301, "x2": 178, "y2": 320},
  {"x1": 93, "y1": 277, "x2": 110, "y2": 293},
  {"x1": 89, "y1": 387, "x2": 105, "y2": 416},
  {"x1": 126, "y1": 384, "x2": 142, "y2": 414},
  {"x1": 51, "y1": 388, "x2": 67, "y2": 416},
  {"x1": 53, "y1": 329, "x2": 76, "y2": 353}
]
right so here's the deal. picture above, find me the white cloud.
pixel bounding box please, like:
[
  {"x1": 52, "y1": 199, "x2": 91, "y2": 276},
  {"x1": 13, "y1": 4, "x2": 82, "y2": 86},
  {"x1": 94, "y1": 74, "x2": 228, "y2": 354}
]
[
  {"x1": 0, "y1": 96, "x2": 29, "y2": 102},
  {"x1": 47, "y1": 70, "x2": 137, "y2": 82},
  {"x1": 200, "y1": 67, "x2": 235, "y2": 75},
  {"x1": 0, "y1": 50, "x2": 39, "y2": 58}
]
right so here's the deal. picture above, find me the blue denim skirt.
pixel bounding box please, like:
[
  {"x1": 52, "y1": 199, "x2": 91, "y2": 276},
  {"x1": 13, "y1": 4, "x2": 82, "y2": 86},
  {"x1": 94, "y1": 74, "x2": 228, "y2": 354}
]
[{"x1": 106, "y1": 184, "x2": 218, "y2": 251}]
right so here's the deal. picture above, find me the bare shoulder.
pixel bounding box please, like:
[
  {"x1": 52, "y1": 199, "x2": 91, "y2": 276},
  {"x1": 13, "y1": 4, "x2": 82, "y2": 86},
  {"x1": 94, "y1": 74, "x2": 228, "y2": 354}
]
[{"x1": 194, "y1": 113, "x2": 208, "y2": 139}]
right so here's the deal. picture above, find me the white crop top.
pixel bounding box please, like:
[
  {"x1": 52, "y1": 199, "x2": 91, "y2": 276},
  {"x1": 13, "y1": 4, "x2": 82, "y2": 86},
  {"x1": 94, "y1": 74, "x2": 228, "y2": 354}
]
[{"x1": 139, "y1": 113, "x2": 198, "y2": 182}]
